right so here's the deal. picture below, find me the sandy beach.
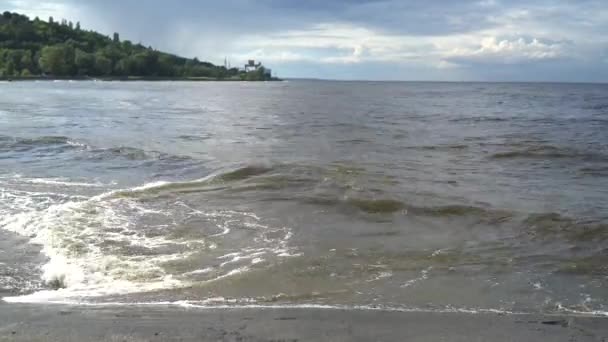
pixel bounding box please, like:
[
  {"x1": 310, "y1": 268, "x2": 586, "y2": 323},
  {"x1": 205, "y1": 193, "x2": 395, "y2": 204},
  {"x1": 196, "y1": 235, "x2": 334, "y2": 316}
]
[{"x1": 1, "y1": 302, "x2": 607, "y2": 341}]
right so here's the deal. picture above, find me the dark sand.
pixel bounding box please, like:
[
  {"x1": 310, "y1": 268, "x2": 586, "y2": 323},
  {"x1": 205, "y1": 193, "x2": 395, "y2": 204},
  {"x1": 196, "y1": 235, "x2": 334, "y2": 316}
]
[{"x1": 0, "y1": 302, "x2": 607, "y2": 341}]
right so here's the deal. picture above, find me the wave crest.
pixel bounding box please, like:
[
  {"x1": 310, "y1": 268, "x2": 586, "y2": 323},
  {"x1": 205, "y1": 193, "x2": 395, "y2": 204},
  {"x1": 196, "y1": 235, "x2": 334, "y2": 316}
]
[
  {"x1": 0, "y1": 175, "x2": 298, "y2": 302},
  {"x1": 489, "y1": 145, "x2": 607, "y2": 161}
]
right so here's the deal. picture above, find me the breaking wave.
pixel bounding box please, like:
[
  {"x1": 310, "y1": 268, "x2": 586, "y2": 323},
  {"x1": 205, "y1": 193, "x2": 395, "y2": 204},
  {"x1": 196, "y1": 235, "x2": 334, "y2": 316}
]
[
  {"x1": 0, "y1": 171, "x2": 298, "y2": 303},
  {"x1": 2, "y1": 163, "x2": 606, "y2": 307}
]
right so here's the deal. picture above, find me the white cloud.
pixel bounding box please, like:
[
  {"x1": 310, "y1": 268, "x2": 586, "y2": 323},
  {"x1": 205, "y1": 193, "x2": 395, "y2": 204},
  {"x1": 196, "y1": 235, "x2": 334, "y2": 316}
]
[
  {"x1": 230, "y1": 21, "x2": 575, "y2": 68},
  {"x1": 231, "y1": 23, "x2": 440, "y2": 65},
  {"x1": 477, "y1": 0, "x2": 498, "y2": 8},
  {"x1": 445, "y1": 37, "x2": 566, "y2": 64}
]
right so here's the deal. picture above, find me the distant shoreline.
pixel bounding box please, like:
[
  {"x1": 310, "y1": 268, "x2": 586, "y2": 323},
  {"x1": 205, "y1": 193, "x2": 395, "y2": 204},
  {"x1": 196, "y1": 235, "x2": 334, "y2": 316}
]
[{"x1": 0, "y1": 76, "x2": 282, "y2": 82}]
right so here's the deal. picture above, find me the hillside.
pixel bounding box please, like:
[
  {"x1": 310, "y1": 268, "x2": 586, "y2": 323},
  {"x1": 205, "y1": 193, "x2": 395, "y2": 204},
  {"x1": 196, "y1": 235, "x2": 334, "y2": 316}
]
[{"x1": 0, "y1": 11, "x2": 273, "y2": 80}]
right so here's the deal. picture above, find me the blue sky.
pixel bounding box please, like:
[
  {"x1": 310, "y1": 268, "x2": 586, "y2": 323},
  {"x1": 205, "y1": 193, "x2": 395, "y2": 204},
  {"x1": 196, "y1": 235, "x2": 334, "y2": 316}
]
[{"x1": 4, "y1": 0, "x2": 608, "y2": 81}]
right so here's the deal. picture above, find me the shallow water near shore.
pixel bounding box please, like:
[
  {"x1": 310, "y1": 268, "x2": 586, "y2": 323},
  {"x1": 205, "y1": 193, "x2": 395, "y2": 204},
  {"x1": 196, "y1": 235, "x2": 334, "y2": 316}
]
[{"x1": 0, "y1": 80, "x2": 607, "y2": 316}]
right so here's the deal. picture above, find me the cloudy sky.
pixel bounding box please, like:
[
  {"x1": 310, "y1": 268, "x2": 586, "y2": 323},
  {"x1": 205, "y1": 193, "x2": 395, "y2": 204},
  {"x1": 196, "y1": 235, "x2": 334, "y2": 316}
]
[{"x1": 5, "y1": 0, "x2": 608, "y2": 81}]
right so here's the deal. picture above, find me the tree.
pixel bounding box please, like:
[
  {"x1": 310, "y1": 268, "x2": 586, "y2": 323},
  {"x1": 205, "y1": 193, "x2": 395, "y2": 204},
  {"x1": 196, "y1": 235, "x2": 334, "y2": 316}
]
[
  {"x1": 184, "y1": 59, "x2": 196, "y2": 76},
  {"x1": 39, "y1": 45, "x2": 74, "y2": 75},
  {"x1": 157, "y1": 54, "x2": 175, "y2": 76},
  {"x1": 101, "y1": 44, "x2": 123, "y2": 64},
  {"x1": 0, "y1": 11, "x2": 266, "y2": 80},
  {"x1": 5, "y1": 60, "x2": 14, "y2": 76},
  {"x1": 94, "y1": 54, "x2": 112, "y2": 75},
  {"x1": 7, "y1": 50, "x2": 23, "y2": 70},
  {"x1": 115, "y1": 57, "x2": 134, "y2": 75},
  {"x1": 74, "y1": 48, "x2": 94, "y2": 75},
  {"x1": 121, "y1": 40, "x2": 133, "y2": 54},
  {"x1": 20, "y1": 50, "x2": 33, "y2": 71}
]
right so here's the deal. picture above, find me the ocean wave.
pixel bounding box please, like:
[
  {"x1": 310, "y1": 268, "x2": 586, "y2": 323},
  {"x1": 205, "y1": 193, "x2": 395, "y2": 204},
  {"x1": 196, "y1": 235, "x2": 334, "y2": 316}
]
[
  {"x1": 346, "y1": 198, "x2": 406, "y2": 213},
  {"x1": 0, "y1": 135, "x2": 94, "y2": 155},
  {"x1": 103, "y1": 166, "x2": 274, "y2": 199},
  {"x1": 3, "y1": 135, "x2": 70, "y2": 145},
  {"x1": 129, "y1": 164, "x2": 596, "y2": 231},
  {"x1": 2, "y1": 163, "x2": 606, "y2": 305},
  {"x1": 307, "y1": 194, "x2": 608, "y2": 244},
  {"x1": 177, "y1": 134, "x2": 212, "y2": 141},
  {"x1": 404, "y1": 144, "x2": 469, "y2": 151},
  {"x1": 0, "y1": 135, "x2": 74, "y2": 152},
  {"x1": 449, "y1": 116, "x2": 510, "y2": 123},
  {"x1": 103, "y1": 146, "x2": 157, "y2": 160},
  {"x1": 74, "y1": 146, "x2": 197, "y2": 171},
  {"x1": 584, "y1": 103, "x2": 608, "y2": 111},
  {"x1": 489, "y1": 145, "x2": 607, "y2": 161},
  {"x1": 522, "y1": 213, "x2": 608, "y2": 242},
  {"x1": 114, "y1": 165, "x2": 606, "y2": 248},
  {"x1": 303, "y1": 195, "x2": 511, "y2": 219},
  {"x1": 0, "y1": 176, "x2": 299, "y2": 302},
  {"x1": 120, "y1": 165, "x2": 608, "y2": 241},
  {"x1": 578, "y1": 165, "x2": 608, "y2": 176},
  {"x1": 0, "y1": 135, "x2": 195, "y2": 167}
]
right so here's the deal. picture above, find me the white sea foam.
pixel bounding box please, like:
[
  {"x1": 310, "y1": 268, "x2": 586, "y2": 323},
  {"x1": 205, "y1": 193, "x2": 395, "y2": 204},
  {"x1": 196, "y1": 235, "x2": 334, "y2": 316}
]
[
  {"x1": 8, "y1": 296, "x2": 605, "y2": 317},
  {"x1": 555, "y1": 303, "x2": 608, "y2": 317},
  {"x1": 431, "y1": 249, "x2": 446, "y2": 257},
  {"x1": 23, "y1": 178, "x2": 105, "y2": 187},
  {"x1": 0, "y1": 179, "x2": 299, "y2": 303},
  {"x1": 366, "y1": 271, "x2": 393, "y2": 282},
  {"x1": 401, "y1": 267, "x2": 432, "y2": 288},
  {"x1": 183, "y1": 267, "x2": 214, "y2": 276},
  {"x1": 66, "y1": 140, "x2": 90, "y2": 149},
  {"x1": 532, "y1": 282, "x2": 543, "y2": 290}
]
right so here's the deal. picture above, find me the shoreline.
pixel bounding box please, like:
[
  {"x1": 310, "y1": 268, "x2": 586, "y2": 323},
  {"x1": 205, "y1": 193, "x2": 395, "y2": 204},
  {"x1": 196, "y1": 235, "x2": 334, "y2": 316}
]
[
  {"x1": 0, "y1": 302, "x2": 606, "y2": 341},
  {"x1": 0, "y1": 76, "x2": 282, "y2": 82}
]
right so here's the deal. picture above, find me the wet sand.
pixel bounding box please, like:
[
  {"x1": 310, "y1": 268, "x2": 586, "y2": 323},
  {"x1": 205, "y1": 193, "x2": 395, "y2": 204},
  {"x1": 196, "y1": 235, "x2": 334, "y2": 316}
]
[{"x1": 0, "y1": 303, "x2": 606, "y2": 341}]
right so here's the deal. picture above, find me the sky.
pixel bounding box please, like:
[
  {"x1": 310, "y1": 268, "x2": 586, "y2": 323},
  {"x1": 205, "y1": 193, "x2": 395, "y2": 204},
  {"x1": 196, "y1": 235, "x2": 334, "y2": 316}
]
[{"x1": 4, "y1": 0, "x2": 608, "y2": 82}]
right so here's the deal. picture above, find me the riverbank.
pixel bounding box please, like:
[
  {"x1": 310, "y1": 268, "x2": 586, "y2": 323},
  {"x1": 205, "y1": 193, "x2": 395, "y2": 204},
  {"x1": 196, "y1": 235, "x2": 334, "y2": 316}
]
[{"x1": 0, "y1": 303, "x2": 606, "y2": 341}]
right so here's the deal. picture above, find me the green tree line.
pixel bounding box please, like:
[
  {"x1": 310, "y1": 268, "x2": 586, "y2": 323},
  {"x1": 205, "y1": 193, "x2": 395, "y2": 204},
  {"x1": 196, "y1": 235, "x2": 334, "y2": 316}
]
[{"x1": 0, "y1": 11, "x2": 271, "y2": 79}]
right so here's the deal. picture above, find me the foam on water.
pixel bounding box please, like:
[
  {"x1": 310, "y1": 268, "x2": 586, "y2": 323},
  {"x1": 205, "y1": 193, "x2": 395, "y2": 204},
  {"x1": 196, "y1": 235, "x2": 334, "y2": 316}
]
[
  {"x1": 5, "y1": 295, "x2": 608, "y2": 317},
  {"x1": 401, "y1": 267, "x2": 432, "y2": 288},
  {"x1": 0, "y1": 177, "x2": 299, "y2": 303},
  {"x1": 22, "y1": 178, "x2": 107, "y2": 187}
]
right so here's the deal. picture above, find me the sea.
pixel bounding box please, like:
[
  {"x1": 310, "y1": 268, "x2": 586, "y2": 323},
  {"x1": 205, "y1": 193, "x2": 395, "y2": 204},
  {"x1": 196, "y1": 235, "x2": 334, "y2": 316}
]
[{"x1": 0, "y1": 80, "x2": 607, "y2": 316}]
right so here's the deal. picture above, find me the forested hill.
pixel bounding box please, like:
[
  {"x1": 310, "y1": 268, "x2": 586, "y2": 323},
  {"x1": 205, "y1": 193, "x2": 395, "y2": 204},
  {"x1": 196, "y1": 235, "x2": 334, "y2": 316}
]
[{"x1": 0, "y1": 11, "x2": 272, "y2": 80}]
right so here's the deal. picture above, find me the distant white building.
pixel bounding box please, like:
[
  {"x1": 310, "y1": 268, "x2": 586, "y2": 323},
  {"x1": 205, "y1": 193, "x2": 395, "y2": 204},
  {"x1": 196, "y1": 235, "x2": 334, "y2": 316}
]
[{"x1": 244, "y1": 60, "x2": 262, "y2": 72}]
